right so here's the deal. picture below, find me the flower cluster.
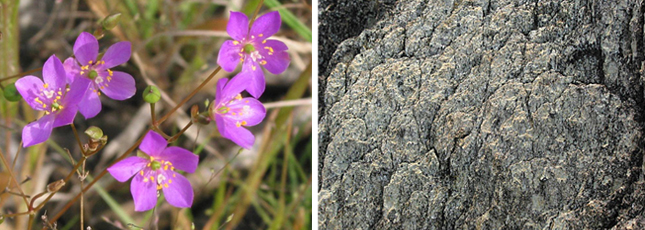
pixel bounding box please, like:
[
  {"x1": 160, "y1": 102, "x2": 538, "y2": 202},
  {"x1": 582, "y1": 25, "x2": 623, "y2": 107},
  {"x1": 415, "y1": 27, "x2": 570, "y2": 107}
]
[
  {"x1": 212, "y1": 11, "x2": 289, "y2": 148},
  {"x1": 15, "y1": 10, "x2": 288, "y2": 213}
]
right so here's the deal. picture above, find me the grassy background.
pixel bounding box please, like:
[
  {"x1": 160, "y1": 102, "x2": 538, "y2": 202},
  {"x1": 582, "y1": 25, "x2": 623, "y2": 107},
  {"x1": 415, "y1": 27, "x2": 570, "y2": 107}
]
[{"x1": 0, "y1": 0, "x2": 312, "y2": 229}]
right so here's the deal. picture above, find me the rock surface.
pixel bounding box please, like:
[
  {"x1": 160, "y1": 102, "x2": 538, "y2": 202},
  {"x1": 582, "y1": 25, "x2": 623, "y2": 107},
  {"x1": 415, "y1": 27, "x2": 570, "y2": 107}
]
[{"x1": 318, "y1": 0, "x2": 645, "y2": 229}]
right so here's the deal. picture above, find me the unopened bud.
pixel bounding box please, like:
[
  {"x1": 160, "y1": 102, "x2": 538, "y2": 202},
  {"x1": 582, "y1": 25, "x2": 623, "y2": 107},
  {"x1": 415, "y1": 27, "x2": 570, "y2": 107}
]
[
  {"x1": 46, "y1": 179, "x2": 65, "y2": 193},
  {"x1": 3, "y1": 82, "x2": 22, "y2": 102},
  {"x1": 143, "y1": 85, "x2": 161, "y2": 104},
  {"x1": 102, "y1": 13, "x2": 122, "y2": 31},
  {"x1": 84, "y1": 126, "x2": 104, "y2": 140}
]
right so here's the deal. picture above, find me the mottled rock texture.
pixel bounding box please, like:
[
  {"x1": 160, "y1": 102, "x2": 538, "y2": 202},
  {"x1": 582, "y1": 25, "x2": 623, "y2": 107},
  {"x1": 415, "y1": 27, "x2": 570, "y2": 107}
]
[{"x1": 318, "y1": 0, "x2": 645, "y2": 229}]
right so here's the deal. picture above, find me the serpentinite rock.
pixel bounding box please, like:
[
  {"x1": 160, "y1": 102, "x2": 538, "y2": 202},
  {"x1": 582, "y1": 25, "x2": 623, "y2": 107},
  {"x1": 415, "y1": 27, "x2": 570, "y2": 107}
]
[{"x1": 318, "y1": 0, "x2": 645, "y2": 229}]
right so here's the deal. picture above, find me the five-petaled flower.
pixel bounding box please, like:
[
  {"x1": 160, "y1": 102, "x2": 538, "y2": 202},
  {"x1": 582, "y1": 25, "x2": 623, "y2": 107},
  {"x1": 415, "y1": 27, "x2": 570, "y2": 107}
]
[
  {"x1": 210, "y1": 75, "x2": 266, "y2": 149},
  {"x1": 16, "y1": 55, "x2": 90, "y2": 147},
  {"x1": 64, "y1": 32, "x2": 136, "y2": 119},
  {"x1": 217, "y1": 11, "x2": 290, "y2": 98},
  {"x1": 107, "y1": 130, "x2": 198, "y2": 211}
]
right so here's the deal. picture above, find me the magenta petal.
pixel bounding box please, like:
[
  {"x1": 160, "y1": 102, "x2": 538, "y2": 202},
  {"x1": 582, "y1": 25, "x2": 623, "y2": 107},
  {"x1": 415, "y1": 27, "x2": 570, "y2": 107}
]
[
  {"x1": 102, "y1": 42, "x2": 131, "y2": 69},
  {"x1": 259, "y1": 40, "x2": 290, "y2": 75},
  {"x1": 227, "y1": 11, "x2": 249, "y2": 41},
  {"x1": 131, "y1": 173, "x2": 158, "y2": 212},
  {"x1": 22, "y1": 114, "x2": 55, "y2": 147},
  {"x1": 225, "y1": 97, "x2": 266, "y2": 126},
  {"x1": 161, "y1": 172, "x2": 193, "y2": 208},
  {"x1": 42, "y1": 55, "x2": 68, "y2": 90},
  {"x1": 140, "y1": 130, "x2": 168, "y2": 156},
  {"x1": 159, "y1": 147, "x2": 198, "y2": 173},
  {"x1": 63, "y1": 75, "x2": 91, "y2": 105},
  {"x1": 107, "y1": 157, "x2": 148, "y2": 182},
  {"x1": 52, "y1": 105, "x2": 78, "y2": 128},
  {"x1": 100, "y1": 71, "x2": 135, "y2": 100},
  {"x1": 250, "y1": 11, "x2": 281, "y2": 38},
  {"x1": 217, "y1": 40, "x2": 242, "y2": 72},
  {"x1": 224, "y1": 72, "x2": 251, "y2": 98},
  {"x1": 63, "y1": 58, "x2": 80, "y2": 83},
  {"x1": 215, "y1": 115, "x2": 227, "y2": 138},
  {"x1": 215, "y1": 78, "x2": 227, "y2": 105},
  {"x1": 222, "y1": 120, "x2": 255, "y2": 149},
  {"x1": 73, "y1": 32, "x2": 99, "y2": 65},
  {"x1": 78, "y1": 88, "x2": 101, "y2": 119},
  {"x1": 15, "y1": 76, "x2": 46, "y2": 110},
  {"x1": 242, "y1": 59, "x2": 265, "y2": 98}
]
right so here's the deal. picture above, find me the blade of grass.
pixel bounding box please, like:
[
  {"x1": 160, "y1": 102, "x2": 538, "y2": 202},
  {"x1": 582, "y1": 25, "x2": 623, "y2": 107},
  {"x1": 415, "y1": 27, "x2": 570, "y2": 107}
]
[{"x1": 264, "y1": 0, "x2": 312, "y2": 42}]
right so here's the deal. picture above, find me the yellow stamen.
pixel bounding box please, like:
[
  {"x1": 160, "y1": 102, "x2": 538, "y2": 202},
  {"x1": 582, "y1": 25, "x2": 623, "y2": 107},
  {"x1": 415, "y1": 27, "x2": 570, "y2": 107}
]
[
  {"x1": 88, "y1": 60, "x2": 93, "y2": 64},
  {"x1": 259, "y1": 34, "x2": 264, "y2": 37},
  {"x1": 260, "y1": 60, "x2": 267, "y2": 65},
  {"x1": 140, "y1": 170, "x2": 144, "y2": 176},
  {"x1": 150, "y1": 176, "x2": 155, "y2": 182},
  {"x1": 43, "y1": 83, "x2": 49, "y2": 88},
  {"x1": 157, "y1": 185, "x2": 162, "y2": 190},
  {"x1": 233, "y1": 41, "x2": 239, "y2": 45},
  {"x1": 164, "y1": 183, "x2": 169, "y2": 188},
  {"x1": 262, "y1": 40, "x2": 267, "y2": 44},
  {"x1": 264, "y1": 47, "x2": 274, "y2": 53},
  {"x1": 251, "y1": 65, "x2": 256, "y2": 71},
  {"x1": 241, "y1": 121, "x2": 247, "y2": 126},
  {"x1": 107, "y1": 69, "x2": 113, "y2": 77},
  {"x1": 168, "y1": 179, "x2": 172, "y2": 184}
]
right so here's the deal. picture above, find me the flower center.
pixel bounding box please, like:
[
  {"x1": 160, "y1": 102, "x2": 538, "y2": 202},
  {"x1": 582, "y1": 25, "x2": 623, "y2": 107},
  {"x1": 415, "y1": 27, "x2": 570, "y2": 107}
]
[
  {"x1": 88, "y1": 70, "x2": 98, "y2": 79},
  {"x1": 150, "y1": 161, "x2": 161, "y2": 170},
  {"x1": 243, "y1": 44, "x2": 256, "y2": 54},
  {"x1": 35, "y1": 83, "x2": 67, "y2": 114}
]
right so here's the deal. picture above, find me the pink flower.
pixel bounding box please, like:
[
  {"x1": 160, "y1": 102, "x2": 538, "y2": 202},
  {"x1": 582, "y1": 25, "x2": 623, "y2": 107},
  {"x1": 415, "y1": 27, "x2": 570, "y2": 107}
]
[
  {"x1": 210, "y1": 75, "x2": 266, "y2": 149},
  {"x1": 15, "y1": 55, "x2": 90, "y2": 147},
  {"x1": 64, "y1": 32, "x2": 136, "y2": 119},
  {"x1": 217, "y1": 11, "x2": 290, "y2": 98},
  {"x1": 107, "y1": 131, "x2": 198, "y2": 211}
]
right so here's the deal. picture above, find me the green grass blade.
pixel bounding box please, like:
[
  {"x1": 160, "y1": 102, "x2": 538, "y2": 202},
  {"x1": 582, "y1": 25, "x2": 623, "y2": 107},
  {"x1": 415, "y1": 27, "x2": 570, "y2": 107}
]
[{"x1": 264, "y1": 0, "x2": 312, "y2": 42}]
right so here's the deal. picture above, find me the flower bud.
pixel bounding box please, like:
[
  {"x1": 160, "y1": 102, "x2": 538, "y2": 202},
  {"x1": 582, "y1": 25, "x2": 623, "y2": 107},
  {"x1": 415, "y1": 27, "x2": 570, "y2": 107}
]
[
  {"x1": 143, "y1": 85, "x2": 161, "y2": 104},
  {"x1": 46, "y1": 179, "x2": 65, "y2": 193},
  {"x1": 84, "y1": 126, "x2": 104, "y2": 140},
  {"x1": 102, "y1": 13, "x2": 122, "y2": 31},
  {"x1": 3, "y1": 82, "x2": 22, "y2": 102}
]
